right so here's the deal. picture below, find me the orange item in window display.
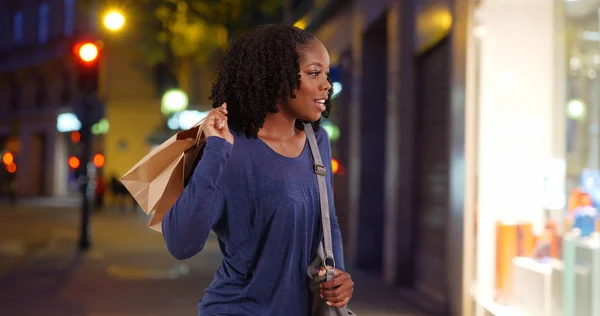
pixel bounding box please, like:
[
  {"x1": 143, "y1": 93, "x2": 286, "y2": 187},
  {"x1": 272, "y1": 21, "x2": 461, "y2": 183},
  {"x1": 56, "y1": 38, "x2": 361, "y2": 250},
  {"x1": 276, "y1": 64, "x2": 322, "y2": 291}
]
[
  {"x1": 495, "y1": 222, "x2": 518, "y2": 302},
  {"x1": 494, "y1": 221, "x2": 554, "y2": 303},
  {"x1": 539, "y1": 221, "x2": 561, "y2": 259},
  {"x1": 516, "y1": 223, "x2": 535, "y2": 257},
  {"x1": 568, "y1": 188, "x2": 592, "y2": 213}
]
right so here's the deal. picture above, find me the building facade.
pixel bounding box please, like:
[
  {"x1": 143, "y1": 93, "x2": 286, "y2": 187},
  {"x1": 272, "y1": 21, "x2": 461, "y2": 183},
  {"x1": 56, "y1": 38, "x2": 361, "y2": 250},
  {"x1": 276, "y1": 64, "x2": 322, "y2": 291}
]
[
  {"x1": 0, "y1": 0, "x2": 202, "y2": 199},
  {"x1": 0, "y1": 0, "x2": 87, "y2": 197},
  {"x1": 1, "y1": 0, "x2": 469, "y2": 313},
  {"x1": 293, "y1": 0, "x2": 468, "y2": 315},
  {"x1": 301, "y1": 0, "x2": 600, "y2": 315}
]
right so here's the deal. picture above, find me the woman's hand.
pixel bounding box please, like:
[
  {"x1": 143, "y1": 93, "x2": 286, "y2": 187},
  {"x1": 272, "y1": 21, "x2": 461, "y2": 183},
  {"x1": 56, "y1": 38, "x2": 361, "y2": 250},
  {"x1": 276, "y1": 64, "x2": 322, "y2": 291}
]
[
  {"x1": 203, "y1": 103, "x2": 234, "y2": 145},
  {"x1": 319, "y1": 268, "x2": 354, "y2": 308}
]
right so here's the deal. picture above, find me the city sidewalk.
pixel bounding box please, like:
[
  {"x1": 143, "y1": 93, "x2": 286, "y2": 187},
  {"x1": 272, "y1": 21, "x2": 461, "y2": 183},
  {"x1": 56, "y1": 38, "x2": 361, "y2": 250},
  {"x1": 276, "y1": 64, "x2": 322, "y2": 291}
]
[{"x1": 0, "y1": 202, "x2": 429, "y2": 316}]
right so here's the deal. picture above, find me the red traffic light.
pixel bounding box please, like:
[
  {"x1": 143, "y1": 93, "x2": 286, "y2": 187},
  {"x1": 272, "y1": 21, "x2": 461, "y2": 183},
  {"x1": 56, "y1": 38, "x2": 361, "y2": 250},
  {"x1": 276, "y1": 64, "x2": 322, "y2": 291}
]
[
  {"x1": 73, "y1": 40, "x2": 102, "y2": 93},
  {"x1": 79, "y1": 43, "x2": 98, "y2": 62},
  {"x1": 2, "y1": 152, "x2": 14, "y2": 166},
  {"x1": 331, "y1": 157, "x2": 346, "y2": 176},
  {"x1": 77, "y1": 43, "x2": 98, "y2": 62},
  {"x1": 6, "y1": 162, "x2": 16, "y2": 174},
  {"x1": 73, "y1": 41, "x2": 101, "y2": 64},
  {"x1": 71, "y1": 131, "x2": 81, "y2": 143},
  {"x1": 331, "y1": 158, "x2": 340, "y2": 174},
  {"x1": 93, "y1": 153, "x2": 105, "y2": 168},
  {"x1": 68, "y1": 156, "x2": 81, "y2": 169}
]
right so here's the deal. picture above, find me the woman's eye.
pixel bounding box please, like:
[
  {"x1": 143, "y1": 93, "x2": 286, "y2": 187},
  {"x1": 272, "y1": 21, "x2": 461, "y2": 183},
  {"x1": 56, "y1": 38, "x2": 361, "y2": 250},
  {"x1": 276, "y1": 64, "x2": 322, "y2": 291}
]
[{"x1": 309, "y1": 71, "x2": 320, "y2": 77}]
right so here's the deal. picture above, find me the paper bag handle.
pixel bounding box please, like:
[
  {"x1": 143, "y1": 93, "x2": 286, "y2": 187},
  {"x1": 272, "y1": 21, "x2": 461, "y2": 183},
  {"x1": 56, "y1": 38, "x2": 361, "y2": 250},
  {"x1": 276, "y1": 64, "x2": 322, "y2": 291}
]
[{"x1": 182, "y1": 118, "x2": 207, "y2": 154}]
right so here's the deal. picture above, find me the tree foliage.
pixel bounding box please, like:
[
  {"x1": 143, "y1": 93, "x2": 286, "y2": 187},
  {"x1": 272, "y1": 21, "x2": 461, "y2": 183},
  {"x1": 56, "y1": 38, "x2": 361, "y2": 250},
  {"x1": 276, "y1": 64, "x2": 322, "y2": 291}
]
[{"x1": 80, "y1": 0, "x2": 284, "y2": 66}]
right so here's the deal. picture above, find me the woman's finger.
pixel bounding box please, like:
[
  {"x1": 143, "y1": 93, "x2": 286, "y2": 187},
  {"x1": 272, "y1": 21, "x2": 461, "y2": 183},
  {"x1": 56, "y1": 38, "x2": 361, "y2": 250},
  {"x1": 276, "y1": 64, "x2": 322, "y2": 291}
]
[
  {"x1": 207, "y1": 114, "x2": 220, "y2": 128},
  {"x1": 214, "y1": 113, "x2": 227, "y2": 130},
  {"x1": 327, "y1": 297, "x2": 350, "y2": 308},
  {"x1": 208, "y1": 110, "x2": 226, "y2": 125},
  {"x1": 323, "y1": 287, "x2": 352, "y2": 305},
  {"x1": 321, "y1": 280, "x2": 353, "y2": 299},
  {"x1": 321, "y1": 272, "x2": 349, "y2": 289},
  {"x1": 206, "y1": 115, "x2": 217, "y2": 126},
  {"x1": 211, "y1": 109, "x2": 227, "y2": 120}
]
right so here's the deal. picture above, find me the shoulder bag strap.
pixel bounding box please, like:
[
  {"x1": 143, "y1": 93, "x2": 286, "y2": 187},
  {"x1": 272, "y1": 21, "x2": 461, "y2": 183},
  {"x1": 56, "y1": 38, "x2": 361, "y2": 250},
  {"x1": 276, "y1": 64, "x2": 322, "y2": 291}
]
[{"x1": 304, "y1": 123, "x2": 336, "y2": 272}]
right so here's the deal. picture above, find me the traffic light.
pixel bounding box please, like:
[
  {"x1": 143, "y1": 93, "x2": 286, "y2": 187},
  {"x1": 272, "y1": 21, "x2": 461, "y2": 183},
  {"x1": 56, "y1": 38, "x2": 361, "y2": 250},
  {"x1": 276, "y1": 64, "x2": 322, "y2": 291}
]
[
  {"x1": 2, "y1": 152, "x2": 16, "y2": 174},
  {"x1": 6, "y1": 163, "x2": 17, "y2": 174},
  {"x1": 93, "y1": 153, "x2": 105, "y2": 168},
  {"x1": 2, "y1": 152, "x2": 14, "y2": 165},
  {"x1": 331, "y1": 158, "x2": 339, "y2": 174},
  {"x1": 331, "y1": 158, "x2": 346, "y2": 176},
  {"x1": 68, "y1": 156, "x2": 81, "y2": 170},
  {"x1": 71, "y1": 131, "x2": 81, "y2": 143},
  {"x1": 73, "y1": 40, "x2": 102, "y2": 94}
]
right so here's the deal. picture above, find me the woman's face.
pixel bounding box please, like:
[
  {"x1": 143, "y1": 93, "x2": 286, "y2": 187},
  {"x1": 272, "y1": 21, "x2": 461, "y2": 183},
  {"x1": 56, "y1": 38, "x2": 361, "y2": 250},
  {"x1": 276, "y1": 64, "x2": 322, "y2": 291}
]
[{"x1": 284, "y1": 40, "x2": 332, "y2": 122}]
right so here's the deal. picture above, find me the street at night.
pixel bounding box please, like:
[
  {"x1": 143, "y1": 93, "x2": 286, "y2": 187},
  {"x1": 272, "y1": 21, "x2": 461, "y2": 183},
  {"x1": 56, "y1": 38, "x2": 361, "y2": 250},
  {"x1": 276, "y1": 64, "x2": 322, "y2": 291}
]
[
  {"x1": 0, "y1": 199, "x2": 426, "y2": 316},
  {"x1": 2, "y1": 0, "x2": 593, "y2": 315}
]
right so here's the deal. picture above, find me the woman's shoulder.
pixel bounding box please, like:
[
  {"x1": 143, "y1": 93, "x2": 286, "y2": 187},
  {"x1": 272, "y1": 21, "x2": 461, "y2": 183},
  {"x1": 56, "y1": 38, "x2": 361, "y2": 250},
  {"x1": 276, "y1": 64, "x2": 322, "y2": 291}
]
[
  {"x1": 229, "y1": 128, "x2": 251, "y2": 146},
  {"x1": 313, "y1": 124, "x2": 331, "y2": 145},
  {"x1": 311, "y1": 125, "x2": 332, "y2": 159}
]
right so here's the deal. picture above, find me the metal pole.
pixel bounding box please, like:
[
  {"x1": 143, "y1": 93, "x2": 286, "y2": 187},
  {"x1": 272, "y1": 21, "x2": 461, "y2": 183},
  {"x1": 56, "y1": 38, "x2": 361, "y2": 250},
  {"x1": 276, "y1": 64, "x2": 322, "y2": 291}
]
[{"x1": 78, "y1": 94, "x2": 92, "y2": 251}]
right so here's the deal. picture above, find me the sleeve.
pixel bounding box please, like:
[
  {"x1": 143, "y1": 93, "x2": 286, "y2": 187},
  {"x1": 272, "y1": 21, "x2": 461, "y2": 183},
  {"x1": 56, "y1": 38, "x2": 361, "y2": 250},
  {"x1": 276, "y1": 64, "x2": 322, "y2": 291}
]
[
  {"x1": 162, "y1": 136, "x2": 233, "y2": 260},
  {"x1": 321, "y1": 128, "x2": 346, "y2": 271}
]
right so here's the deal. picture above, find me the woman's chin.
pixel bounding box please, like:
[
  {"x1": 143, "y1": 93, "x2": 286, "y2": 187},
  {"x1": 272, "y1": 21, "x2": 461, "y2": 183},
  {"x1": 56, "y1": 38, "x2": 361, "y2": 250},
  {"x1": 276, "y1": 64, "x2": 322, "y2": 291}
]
[{"x1": 301, "y1": 113, "x2": 322, "y2": 123}]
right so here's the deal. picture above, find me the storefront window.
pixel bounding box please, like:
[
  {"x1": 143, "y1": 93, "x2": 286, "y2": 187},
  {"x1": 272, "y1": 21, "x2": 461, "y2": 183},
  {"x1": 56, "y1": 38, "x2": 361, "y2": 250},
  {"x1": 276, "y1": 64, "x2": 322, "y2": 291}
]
[
  {"x1": 463, "y1": 0, "x2": 600, "y2": 315},
  {"x1": 561, "y1": 2, "x2": 600, "y2": 315}
]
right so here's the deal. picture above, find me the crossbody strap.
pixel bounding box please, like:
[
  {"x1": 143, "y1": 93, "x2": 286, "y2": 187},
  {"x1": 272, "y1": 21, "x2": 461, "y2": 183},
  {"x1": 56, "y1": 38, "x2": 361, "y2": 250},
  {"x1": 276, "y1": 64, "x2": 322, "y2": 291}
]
[{"x1": 304, "y1": 123, "x2": 335, "y2": 269}]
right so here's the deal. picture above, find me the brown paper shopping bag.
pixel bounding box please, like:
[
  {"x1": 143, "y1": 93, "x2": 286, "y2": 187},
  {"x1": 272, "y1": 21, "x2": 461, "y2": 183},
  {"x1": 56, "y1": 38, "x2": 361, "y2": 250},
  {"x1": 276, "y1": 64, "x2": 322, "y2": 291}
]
[{"x1": 120, "y1": 119, "x2": 206, "y2": 232}]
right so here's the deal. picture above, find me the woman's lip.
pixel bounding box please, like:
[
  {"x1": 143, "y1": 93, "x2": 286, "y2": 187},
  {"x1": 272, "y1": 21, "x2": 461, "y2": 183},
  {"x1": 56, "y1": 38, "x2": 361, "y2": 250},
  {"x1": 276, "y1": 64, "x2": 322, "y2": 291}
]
[{"x1": 314, "y1": 101, "x2": 326, "y2": 111}]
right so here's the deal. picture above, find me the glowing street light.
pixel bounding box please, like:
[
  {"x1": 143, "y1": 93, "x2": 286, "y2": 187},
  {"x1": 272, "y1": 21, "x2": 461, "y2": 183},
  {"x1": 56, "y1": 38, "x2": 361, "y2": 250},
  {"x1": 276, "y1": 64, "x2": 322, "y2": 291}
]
[
  {"x1": 567, "y1": 99, "x2": 586, "y2": 120},
  {"x1": 161, "y1": 89, "x2": 189, "y2": 115},
  {"x1": 103, "y1": 11, "x2": 125, "y2": 31}
]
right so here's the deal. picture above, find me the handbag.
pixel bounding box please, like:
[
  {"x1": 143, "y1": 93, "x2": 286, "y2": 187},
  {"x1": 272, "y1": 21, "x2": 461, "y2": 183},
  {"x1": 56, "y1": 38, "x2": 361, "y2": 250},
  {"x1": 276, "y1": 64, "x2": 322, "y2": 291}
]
[{"x1": 304, "y1": 123, "x2": 356, "y2": 316}]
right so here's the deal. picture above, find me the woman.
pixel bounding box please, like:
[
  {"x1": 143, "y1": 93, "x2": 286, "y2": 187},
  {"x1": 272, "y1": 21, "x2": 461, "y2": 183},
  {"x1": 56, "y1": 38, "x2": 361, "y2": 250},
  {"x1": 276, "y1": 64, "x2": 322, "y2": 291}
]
[{"x1": 162, "y1": 24, "x2": 354, "y2": 315}]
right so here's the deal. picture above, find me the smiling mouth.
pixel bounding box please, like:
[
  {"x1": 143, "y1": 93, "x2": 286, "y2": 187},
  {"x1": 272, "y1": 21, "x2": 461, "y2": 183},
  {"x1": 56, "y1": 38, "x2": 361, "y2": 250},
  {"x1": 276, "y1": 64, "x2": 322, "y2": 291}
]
[{"x1": 314, "y1": 99, "x2": 326, "y2": 111}]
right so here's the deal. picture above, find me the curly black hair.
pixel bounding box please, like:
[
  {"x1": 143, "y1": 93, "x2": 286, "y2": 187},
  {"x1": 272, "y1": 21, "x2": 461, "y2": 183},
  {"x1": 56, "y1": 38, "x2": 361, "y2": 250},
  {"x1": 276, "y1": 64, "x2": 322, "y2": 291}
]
[{"x1": 209, "y1": 24, "x2": 333, "y2": 137}]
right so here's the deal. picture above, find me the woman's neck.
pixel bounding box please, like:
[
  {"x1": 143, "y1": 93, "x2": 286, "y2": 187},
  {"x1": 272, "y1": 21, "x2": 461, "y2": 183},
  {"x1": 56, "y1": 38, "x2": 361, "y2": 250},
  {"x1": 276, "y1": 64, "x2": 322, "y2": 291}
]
[{"x1": 257, "y1": 110, "x2": 298, "y2": 139}]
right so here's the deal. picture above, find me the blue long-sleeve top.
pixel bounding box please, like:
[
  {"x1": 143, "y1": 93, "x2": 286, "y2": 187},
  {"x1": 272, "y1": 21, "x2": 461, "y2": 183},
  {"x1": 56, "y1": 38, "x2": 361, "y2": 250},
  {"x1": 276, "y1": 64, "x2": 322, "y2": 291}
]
[{"x1": 162, "y1": 127, "x2": 345, "y2": 316}]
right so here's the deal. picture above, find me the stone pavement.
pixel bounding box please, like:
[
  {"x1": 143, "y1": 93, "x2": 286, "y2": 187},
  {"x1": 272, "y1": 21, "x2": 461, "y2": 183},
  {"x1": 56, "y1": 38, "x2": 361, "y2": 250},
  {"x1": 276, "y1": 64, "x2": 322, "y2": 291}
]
[{"x1": 0, "y1": 201, "x2": 429, "y2": 316}]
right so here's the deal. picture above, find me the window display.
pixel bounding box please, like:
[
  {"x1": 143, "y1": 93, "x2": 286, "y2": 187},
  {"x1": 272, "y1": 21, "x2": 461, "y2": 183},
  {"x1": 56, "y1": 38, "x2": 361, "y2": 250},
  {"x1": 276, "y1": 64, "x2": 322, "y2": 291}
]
[{"x1": 465, "y1": 0, "x2": 600, "y2": 315}]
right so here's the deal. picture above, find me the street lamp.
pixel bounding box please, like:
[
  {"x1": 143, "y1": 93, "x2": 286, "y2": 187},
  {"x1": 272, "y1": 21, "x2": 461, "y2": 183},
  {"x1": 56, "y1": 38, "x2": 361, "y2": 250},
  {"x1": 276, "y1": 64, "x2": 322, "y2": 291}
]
[
  {"x1": 103, "y1": 11, "x2": 125, "y2": 31},
  {"x1": 161, "y1": 89, "x2": 189, "y2": 116},
  {"x1": 567, "y1": 99, "x2": 586, "y2": 120}
]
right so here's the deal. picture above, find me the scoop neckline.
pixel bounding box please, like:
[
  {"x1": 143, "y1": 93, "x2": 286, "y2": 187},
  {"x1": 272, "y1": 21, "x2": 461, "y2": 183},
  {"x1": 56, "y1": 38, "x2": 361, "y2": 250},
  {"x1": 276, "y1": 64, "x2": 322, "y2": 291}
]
[{"x1": 254, "y1": 132, "x2": 310, "y2": 163}]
